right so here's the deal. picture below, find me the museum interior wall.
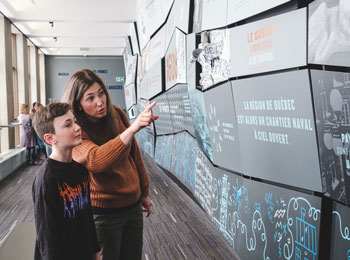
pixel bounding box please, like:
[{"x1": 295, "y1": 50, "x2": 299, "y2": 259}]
[{"x1": 122, "y1": 0, "x2": 350, "y2": 259}]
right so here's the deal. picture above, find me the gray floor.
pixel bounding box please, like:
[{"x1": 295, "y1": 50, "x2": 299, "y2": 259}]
[{"x1": 0, "y1": 153, "x2": 240, "y2": 260}]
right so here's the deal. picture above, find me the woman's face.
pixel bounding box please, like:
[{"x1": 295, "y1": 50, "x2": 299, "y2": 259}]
[{"x1": 80, "y1": 82, "x2": 107, "y2": 122}]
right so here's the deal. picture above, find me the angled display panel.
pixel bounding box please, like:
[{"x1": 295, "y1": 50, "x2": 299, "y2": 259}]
[
  {"x1": 193, "y1": 0, "x2": 203, "y2": 33},
  {"x1": 186, "y1": 33, "x2": 197, "y2": 89},
  {"x1": 124, "y1": 54, "x2": 137, "y2": 86},
  {"x1": 165, "y1": 28, "x2": 187, "y2": 90},
  {"x1": 231, "y1": 70, "x2": 322, "y2": 191},
  {"x1": 309, "y1": 0, "x2": 350, "y2": 67},
  {"x1": 140, "y1": 59, "x2": 162, "y2": 100},
  {"x1": 194, "y1": 148, "x2": 215, "y2": 216},
  {"x1": 170, "y1": 132, "x2": 198, "y2": 191},
  {"x1": 151, "y1": 93, "x2": 174, "y2": 135},
  {"x1": 154, "y1": 135, "x2": 174, "y2": 170},
  {"x1": 226, "y1": 0, "x2": 290, "y2": 25},
  {"x1": 204, "y1": 82, "x2": 242, "y2": 172},
  {"x1": 130, "y1": 22, "x2": 140, "y2": 55},
  {"x1": 331, "y1": 201, "x2": 350, "y2": 260},
  {"x1": 149, "y1": 26, "x2": 166, "y2": 69},
  {"x1": 201, "y1": 0, "x2": 228, "y2": 31},
  {"x1": 124, "y1": 83, "x2": 137, "y2": 110},
  {"x1": 197, "y1": 29, "x2": 230, "y2": 90},
  {"x1": 230, "y1": 8, "x2": 307, "y2": 78},
  {"x1": 136, "y1": 0, "x2": 174, "y2": 51},
  {"x1": 188, "y1": 86, "x2": 213, "y2": 162},
  {"x1": 311, "y1": 70, "x2": 350, "y2": 204},
  {"x1": 165, "y1": 0, "x2": 190, "y2": 48},
  {"x1": 166, "y1": 84, "x2": 195, "y2": 136}
]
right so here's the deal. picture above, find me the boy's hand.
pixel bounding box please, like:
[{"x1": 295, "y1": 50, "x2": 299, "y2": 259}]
[
  {"x1": 94, "y1": 252, "x2": 101, "y2": 260},
  {"x1": 141, "y1": 196, "x2": 152, "y2": 217}
]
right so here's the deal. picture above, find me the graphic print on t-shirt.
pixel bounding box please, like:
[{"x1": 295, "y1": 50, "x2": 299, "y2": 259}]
[{"x1": 58, "y1": 176, "x2": 89, "y2": 219}]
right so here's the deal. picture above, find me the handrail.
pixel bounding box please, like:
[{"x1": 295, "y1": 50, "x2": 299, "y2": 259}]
[{"x1": 0, "y1": 121, "x2": 22, "y2": 130}]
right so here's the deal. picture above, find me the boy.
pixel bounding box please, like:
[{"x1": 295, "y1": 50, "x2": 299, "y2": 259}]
[{"x1": 32, "y1": 103, "x2": 100, "y2": 260}]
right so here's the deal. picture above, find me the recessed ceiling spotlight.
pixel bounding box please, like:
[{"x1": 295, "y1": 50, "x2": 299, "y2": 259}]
[
  {"x1": 49, "y1": 21, "x2": 54, "y2": 28},
  {"x1": 53, "y1": 37, "x2": 57, "y2": 42}
]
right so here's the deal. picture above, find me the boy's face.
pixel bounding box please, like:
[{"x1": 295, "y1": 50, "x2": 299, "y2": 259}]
[{"x1": 51, "y1": 110, "x2": 82, "y2": 148}]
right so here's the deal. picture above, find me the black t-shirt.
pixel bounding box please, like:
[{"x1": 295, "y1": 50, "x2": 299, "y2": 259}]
[{"x1": 32, "y1": 158, "x2": 100, "y2": 260}]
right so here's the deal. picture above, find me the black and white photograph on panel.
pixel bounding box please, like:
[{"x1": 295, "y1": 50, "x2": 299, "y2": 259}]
[
  {"x1": 154, "y1": 134, "x2": 174, "y2": 171},
  {"x1": 226, "y1": 0, "x2": 290, "y2": 25},
  {"x1": 229, "y1": 8, "x2": 307, "y2": 77},
  {"x1": 188, "y1": 85, "x2": 214, "y2": 162},
  {"x1": 194, "y1": 148, "x2": 215, "y2": 216},
  {"x1": 166, "y1": 84, "x2": 195, "y2": 136},
  {"x1": 165, "y1": 0, "x2": 190, "y2": 48},
  {"x1": 196, "y1": 29, "x2": 230, "y2": 90},
  {"x1": 230, "y1": 178, "x2": 321, "y2": 260},
  {"x1": 203, "y1": 82, "x2": 242, "y2": 173},
  {"x1": 231, "y1": 70, "x2": 322, "y2": 192},
  {"x1": 151, "y1": 92, "x2": 174, "y2": 135},
  {"x1": 309, "y1": 0, "x2": 350, "y2": 67},
  {"x1": 135, "y1": 128, "x2": 155, "y2": 158},
  {"x1": 165, "y1": 28, "x2": 187, "y2": 90},
  {"x1": 210, "y1": 166, "x2": 244, "y2": 248},
  {"x1": 330, "y1": 201, "x2": 350, "y2": 260},
  {"x1": 170, "y1": 132, "x2": 198, "y2": 192},
  {"x1": 201, "y1": 0, "x2": 228, "y2": 31},
  {"x1": 310, "y1": 70, "x2": 350, "y2": 204},
  {"x1": 124, "y1": 83, "x2": 136, "y2": 110}
]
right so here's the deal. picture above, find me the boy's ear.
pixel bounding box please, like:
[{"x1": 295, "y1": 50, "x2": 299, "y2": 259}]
[{"x1": 43, "y1": 133, "x2": 57, "y2": 146}]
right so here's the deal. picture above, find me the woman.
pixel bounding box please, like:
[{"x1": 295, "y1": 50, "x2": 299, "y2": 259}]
[
  {"x1": 18, "y1": 104, "x2": 37, "y2": 165},
  {"x1": 61, "y1": 69, "x2": 158, "y2": 260}
]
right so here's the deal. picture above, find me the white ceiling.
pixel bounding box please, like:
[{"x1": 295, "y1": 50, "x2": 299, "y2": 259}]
[{"x1": 0, "y1": 0, "x2": 136, "y2": 56}]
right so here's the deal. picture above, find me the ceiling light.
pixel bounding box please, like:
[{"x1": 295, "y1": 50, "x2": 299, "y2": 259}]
[
  {"x1": 49, "y1": 21, "x2": 54, "y2": 28},
  {"x1": 53, "y1": 37, "x2": 57, "y2": 42}
]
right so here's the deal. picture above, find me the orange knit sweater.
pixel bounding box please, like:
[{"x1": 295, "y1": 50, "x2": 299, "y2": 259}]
[{"x1": 72, "y1": 107, "x2": 149, "y2": 208}]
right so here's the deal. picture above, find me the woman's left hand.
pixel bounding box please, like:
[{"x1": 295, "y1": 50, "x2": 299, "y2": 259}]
[{"x1": 141, "y1": 196, "x2": 152, "y2": 217}]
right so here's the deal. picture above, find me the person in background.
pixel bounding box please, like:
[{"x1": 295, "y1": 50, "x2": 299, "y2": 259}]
[
  {"x1": 61, "y1": 69, "x2": 158, "y2": 260},
  {"x1": 31, "y1": 102, "x2": 47, "y2": 162},
  {"x1": 32, "y1": 102, "x2": 101, "y2": 260},
  {"x1": 18, "y1": 104, "x2": 37, "y2": 165}
]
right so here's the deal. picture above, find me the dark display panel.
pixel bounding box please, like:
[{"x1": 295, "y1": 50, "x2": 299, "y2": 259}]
[
  {"x1": 331, "y1": 201, "x2": 350, "y2": 259},
  {"x1": 197, "y1": 29, "x2": 230, "y2": 90},
  {"x1": 165, "y1": 28, "x2": 187, "y2": 90},
  {"x1": 204, "y1": 82, "x2": 242, "y2": 172},
  {"x1": 170, "y1": 132, "x2": 198, "y2": 191},
  {"x1": 231, "y1": 70, "x2": 322, "y2": 192},
  {"x1": 154, "y1": 135, "x2": 173, "y2": 170},
  {"x1": 309, "y1": 0, "x2": 350, "y2": 67},
  {"x1": 188, "y1": 86, "x2": 213, "y2": 161},
  {"x1": 209, "y1": 167, "x2": 321, "y2": 260},
  {"x1": 151, "y1": 93, "x2": 174, "y2": 135},
  {"x1": 134, "y1": 128, "x2": 155, "y2": 158},
  {"x1": 166, "y1": 84, "x2": 195, "y2": 136},
  {"x1": 311, "y1": 70, "x2": 350, "y2": 204},
  {"x1": 230, "y1": 8, "x2": 307, "y2": 77},
  {"x1": 226, "y1": 0, "x2": 290, "y2": 25},
  {"x1": 194, "y1": 148, "x2": 214, "y2": 215}
]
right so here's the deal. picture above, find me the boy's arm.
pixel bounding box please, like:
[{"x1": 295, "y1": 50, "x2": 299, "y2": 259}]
[{"x1": 33, "y1": 181, "x2": 63, "y2": 259}]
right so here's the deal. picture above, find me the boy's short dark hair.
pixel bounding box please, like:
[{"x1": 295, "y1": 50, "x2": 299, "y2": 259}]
[{"x1": 32, "y1": 102, "x2": 71, "y2": 145}]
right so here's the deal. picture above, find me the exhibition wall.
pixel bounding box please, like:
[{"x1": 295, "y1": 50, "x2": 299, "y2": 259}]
[{"x1": 123, "y1": 0, "x2": 350, "y2": 259}]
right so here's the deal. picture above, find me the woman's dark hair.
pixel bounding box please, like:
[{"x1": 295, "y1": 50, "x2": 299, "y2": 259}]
[{"x1": 61, "y1": 69, "x2": 120, "y2": 145}]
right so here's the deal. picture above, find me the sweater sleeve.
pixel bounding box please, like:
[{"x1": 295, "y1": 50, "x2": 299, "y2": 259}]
[
  {"x1": 115, "y1": 106, "x2": 150, "y2": 197},
  {"x1": 72, "y1": 133, "x2": 131, "y2": 174}
]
